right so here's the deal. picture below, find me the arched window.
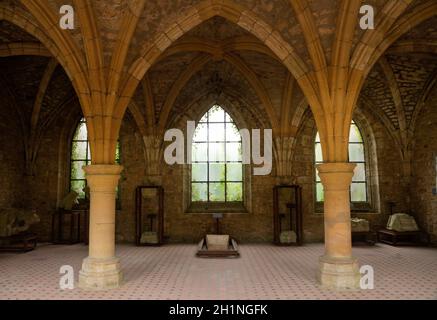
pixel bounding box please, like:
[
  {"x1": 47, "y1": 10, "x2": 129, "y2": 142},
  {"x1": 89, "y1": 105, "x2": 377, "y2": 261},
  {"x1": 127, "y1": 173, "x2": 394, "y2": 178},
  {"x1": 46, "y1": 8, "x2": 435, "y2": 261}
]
[
  {"x1": 315, "y1": 121, "x2": 368, "y2": 203},
  {"x1": 70, "y1": 118, "x2": 120, "y2": 199},
  {"x1": 191, "y1": 105, "x2": 243, "y2": 203}
]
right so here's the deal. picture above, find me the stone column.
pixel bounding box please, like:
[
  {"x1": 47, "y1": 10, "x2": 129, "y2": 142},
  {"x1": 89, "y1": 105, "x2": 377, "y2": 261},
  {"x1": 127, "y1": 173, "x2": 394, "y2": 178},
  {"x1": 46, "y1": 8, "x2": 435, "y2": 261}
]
[
  {"x1": 317, "y1": 163, "x2": 360, "y2": 289},
  {"x1": 79, "y1": 164, "x2": 123, "y2": 290}
]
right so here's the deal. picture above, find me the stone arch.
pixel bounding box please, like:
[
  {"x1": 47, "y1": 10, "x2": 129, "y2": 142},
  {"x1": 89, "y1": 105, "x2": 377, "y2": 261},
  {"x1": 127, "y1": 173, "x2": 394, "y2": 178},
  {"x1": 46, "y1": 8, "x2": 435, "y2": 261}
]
[
  {"x1": 290, "y1": 97, "x2": 310, "y2": 132},
  {"x1": 347, "y1": 0, "x2": 437, "y2": 127},
  {"x1": 352, "y1": 108, "x2": 382, "y2": 212},
  {"x1": 0, "y1": 5, "x2": 60, "y2": 60},
  {"x1": 366, "y1": 1, "x2": 437, "y2": 74},
  {"x1": 127, "y1": 101, "x2": 148, "y2": 138},
  {"x1": 410, "y1": 71, "x2": 437, "y2": 133},
  {"x1": 170, "y1": 88, "x2": 267, "y2": 134},
  {"x1": 156, "y1": 51, "x2": 279, "y2": 133},
  {"x1": 55, "y1": 103, "x2": 84, "y2": 207},
  {"x1": 114, "y1": 0, "x2": 315, "y2": 133},
  {"x1": 387, "y1": 40, "x2": 437, "y2": 55},
  {"x1": 308, "y1": 106, "x2": 382, "y2": 211},
  {"x1": 158, "y1": 36, "x2": 279, "y2": 62},
  {"x1": 174, "y1": 91, "x2": 255, "y2": 214},
  {"x1": 357, "y1": 98, "x2": 403, "y2": 158},
  {"x1": 0, "y1": 3, "x2": 92, "y2": 120},
  {"x1": 0, "y1": 42, "x2": 51, "y2": 57}
]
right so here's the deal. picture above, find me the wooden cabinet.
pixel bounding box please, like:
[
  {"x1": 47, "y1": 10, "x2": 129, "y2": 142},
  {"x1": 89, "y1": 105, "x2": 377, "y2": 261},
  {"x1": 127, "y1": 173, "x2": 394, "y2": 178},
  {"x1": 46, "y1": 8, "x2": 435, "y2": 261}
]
[
  {"x1": 135, "y1": 186, "x2": 164, "y2": 246},
  {"x1": 273, "y1": 185, "x2": 303, "y2": 246}
]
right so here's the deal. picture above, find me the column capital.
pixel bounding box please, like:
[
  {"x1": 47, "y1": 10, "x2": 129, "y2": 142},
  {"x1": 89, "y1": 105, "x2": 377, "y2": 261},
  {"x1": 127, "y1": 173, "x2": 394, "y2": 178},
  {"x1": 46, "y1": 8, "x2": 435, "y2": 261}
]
[
  {"x1": 317, "y1": 162, "x2": 356, "y2": 191},
  {"x1": 83, "y1": 165, "x2": 123, "y2": 191},
  {"x1": 83, "y1": 164, "x2": 123, "y2": 176},
  {"x1": 316, "y1": 162, "x2": 356, "y2": 174}
]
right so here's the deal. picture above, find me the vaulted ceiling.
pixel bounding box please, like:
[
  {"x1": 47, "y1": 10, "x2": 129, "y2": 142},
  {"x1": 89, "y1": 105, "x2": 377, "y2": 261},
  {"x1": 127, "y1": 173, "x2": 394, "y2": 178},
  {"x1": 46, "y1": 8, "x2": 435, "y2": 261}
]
[
  {"x1": 0, "y1": 0, "x2": 436, "y2": 164},
  {"x1": 359, "y1": 14, "x2": 437, "y2": 154},
  {"x1": 131, "y1": 16, "x2": 291, "y2": 135}
]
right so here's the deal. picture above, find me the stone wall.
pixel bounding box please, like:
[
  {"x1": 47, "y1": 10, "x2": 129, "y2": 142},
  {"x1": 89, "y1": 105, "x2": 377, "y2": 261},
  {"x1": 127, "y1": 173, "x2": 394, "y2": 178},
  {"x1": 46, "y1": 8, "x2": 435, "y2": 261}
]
[
  {"x1": 27, "y1": 107, "x2": 80, "y2": 240},
  {"x1": 116, "y1": 115, "x2": 150, "y2": 243},
  {"x1": 126, "y1": 106, "x2": 408, "y2": 244},
  {"x1": 3, "y1": 99, "x2": 409, "y2": 243},
  {"x1": 289, "y1": 106, "x2": 408, "y2": 243},
  {"x1": 411, "y1": 87, "x2": 437, "y2": 242},
  {"x1": 0, "y1": 101, "x2": 26, "y2": 210}
]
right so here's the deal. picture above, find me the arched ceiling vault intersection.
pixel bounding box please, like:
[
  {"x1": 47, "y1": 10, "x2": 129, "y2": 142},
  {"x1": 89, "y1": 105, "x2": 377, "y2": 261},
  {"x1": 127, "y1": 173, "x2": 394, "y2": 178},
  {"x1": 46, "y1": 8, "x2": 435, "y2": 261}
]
[{"x1": 1, "y1": 0, "x2": 437, "y2": 164}]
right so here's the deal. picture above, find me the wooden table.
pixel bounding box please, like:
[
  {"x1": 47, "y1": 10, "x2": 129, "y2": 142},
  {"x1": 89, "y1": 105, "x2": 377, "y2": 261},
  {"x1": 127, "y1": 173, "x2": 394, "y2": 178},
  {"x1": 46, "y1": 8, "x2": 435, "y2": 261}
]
[
  {"x1": 377, "y1": 228, "x2": 429, "y2": 246},
  {"x1": 352, "y1": 231, "x2": 376, "y2": 246},
  {"x1": 0, "y1": 232, "x2": 37, "y2": 252},
  {"x1": 52, "y1": 209, "x2": 88, "y2": 245}
]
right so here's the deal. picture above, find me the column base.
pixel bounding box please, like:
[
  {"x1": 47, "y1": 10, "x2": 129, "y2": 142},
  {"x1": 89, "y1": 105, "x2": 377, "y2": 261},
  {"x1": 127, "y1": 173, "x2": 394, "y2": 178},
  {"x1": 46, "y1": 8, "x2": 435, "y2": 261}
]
[
  {"x1": 317, "y1": 255, "x2": 360, "y2": 290},
  {"x1": 78, "y1": 257, "x2": 122, "y2": 290}
]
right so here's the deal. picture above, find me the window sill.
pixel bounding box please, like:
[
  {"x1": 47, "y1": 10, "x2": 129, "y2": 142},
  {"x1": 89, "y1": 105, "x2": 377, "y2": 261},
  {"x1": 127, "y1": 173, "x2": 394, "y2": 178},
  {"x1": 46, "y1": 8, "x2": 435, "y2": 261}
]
[{"x1": 187, "y1": 202, "x2": 248, "y2": 214}]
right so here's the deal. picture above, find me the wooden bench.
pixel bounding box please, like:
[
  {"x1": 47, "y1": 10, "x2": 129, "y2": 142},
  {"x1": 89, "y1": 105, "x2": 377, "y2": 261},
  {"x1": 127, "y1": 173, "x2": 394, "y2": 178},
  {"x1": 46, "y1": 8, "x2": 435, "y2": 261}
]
[
  {"x1": 377, "y1": 229, "x2": 430, "y2": 246},
  {"x1": 0, "y1": 232, "x2": 37, "y2": 252}
]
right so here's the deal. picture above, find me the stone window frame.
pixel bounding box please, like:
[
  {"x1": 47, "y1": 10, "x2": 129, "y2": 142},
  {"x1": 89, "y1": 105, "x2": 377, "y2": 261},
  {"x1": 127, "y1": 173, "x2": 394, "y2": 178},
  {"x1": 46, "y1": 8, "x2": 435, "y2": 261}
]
[
  {"x1": 181, "y1": 100, "x2": 253, "y2": 215},
  {"x1": 68, "y1": 116, "x2": 122, "y2": 208},
  {"x1": 70, "y1": 117, "x2": 92, "y2": 199},
  {"x1": 190, "y1": 106, "x2": 244, "y2": 203},
  {"x1": 314, "y1": 116, "x2": 381, "y2": 214}
]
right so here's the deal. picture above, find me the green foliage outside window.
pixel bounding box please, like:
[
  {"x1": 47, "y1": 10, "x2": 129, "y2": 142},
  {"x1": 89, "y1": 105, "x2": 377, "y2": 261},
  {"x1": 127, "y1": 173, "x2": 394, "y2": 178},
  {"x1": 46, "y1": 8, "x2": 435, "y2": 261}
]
[
  {"x1": 70, "y1": 118, "x2": 120, "y2": 199},
  {"x1": 315, "y1": 121, "x2": 368, "y2": 203},
  {"x1": 191, "y1": 105, "x2": 243, "y2": 203}
]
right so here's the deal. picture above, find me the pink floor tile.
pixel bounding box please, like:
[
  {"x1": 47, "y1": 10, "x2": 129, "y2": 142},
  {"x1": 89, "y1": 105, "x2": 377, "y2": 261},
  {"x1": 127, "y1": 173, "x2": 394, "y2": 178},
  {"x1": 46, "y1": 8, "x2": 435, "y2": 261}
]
[{"x1": 0, "y1": 243, "x2": 436, "y2": 300}]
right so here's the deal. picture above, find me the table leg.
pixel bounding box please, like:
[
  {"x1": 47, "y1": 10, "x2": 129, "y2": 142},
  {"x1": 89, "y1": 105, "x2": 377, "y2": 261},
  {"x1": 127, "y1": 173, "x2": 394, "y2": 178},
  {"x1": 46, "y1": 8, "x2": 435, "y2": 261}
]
[
  {"x1": 77, "y1": 213, "x2": 81, "y2": 243},
  {"x1": 69, "y1": 213, "x2": 74, "y2": 244},
  {"x1": 59, "y1": 212, "x2": 64, "y2": 242},
  {"x1": 51, "y1": 214, "x2": 55, "y2": 243}
]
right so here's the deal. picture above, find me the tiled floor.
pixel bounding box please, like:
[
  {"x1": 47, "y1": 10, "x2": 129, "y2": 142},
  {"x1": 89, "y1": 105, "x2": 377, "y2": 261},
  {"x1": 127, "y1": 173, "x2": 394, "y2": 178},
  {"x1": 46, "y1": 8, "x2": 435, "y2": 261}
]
[{"x1": 0, "y1": 243, "x2": 436, "y2": 300}]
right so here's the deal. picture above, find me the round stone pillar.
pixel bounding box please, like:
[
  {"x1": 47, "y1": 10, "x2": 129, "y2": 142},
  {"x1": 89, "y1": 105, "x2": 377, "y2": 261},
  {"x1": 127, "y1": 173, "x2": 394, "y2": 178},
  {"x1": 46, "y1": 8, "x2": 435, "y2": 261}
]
[
  {"x1": 317, "y1": 163, "x2": 360, "y2": 290},
  {"x1": 78, "y1": 165, "x2": 123, "y2": 290}
]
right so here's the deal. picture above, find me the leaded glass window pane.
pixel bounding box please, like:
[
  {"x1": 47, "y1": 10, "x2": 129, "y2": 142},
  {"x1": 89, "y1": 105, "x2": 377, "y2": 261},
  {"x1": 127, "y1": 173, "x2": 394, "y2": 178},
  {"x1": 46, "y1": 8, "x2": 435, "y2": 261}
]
[
  {"x1": 315, "y1": 143, "x2": 323, "y2": 163},
  {"x1": 191, "y1": 105, "x2": 244, "y2": 203},
  {"x1": 351, "y1": 183, "x2": 367, "y2": 202},
  {"x1": 192, "y1": 143, "x2": 208, "y2": 162},
  {"x1": 193, "y1": 123, "x2": 208, "y2": 142},
  {"x1": 70, "y1": 118, "x2": 121, "y2": 200},
  {"x1": 349, "y1": 123, "x2": 363, "y2": 143},
  {"x1": 349, "y1": 144, "x2": 365, "y2": 162},
  {"x1": 209, "y1": 163, "x2": 226, "y2": 182},
  {"x1": 209, "y1": 143, "x2": 225, "y2": 162},
  {"x1": 209, "y1": 183, "x2": 226, "y2": 201},
  {"x1": 192, "y1": 163, "x2": 207, "y2": 182},
  {"x1": 315, "y1": 121, "x2": 368, "y2": 203},
  {"x1": 227, "y1": 163, "x2": 243, "y2": 181},
  {"x1": 226, "y1": 183, "x2": 243, "y2": 201},
  {"x1": 192, "y1": 183, "x2": 208, "y2": 201},
  {"x1": 316, "y1": 183, "x2": 324, "y2": 202}
]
